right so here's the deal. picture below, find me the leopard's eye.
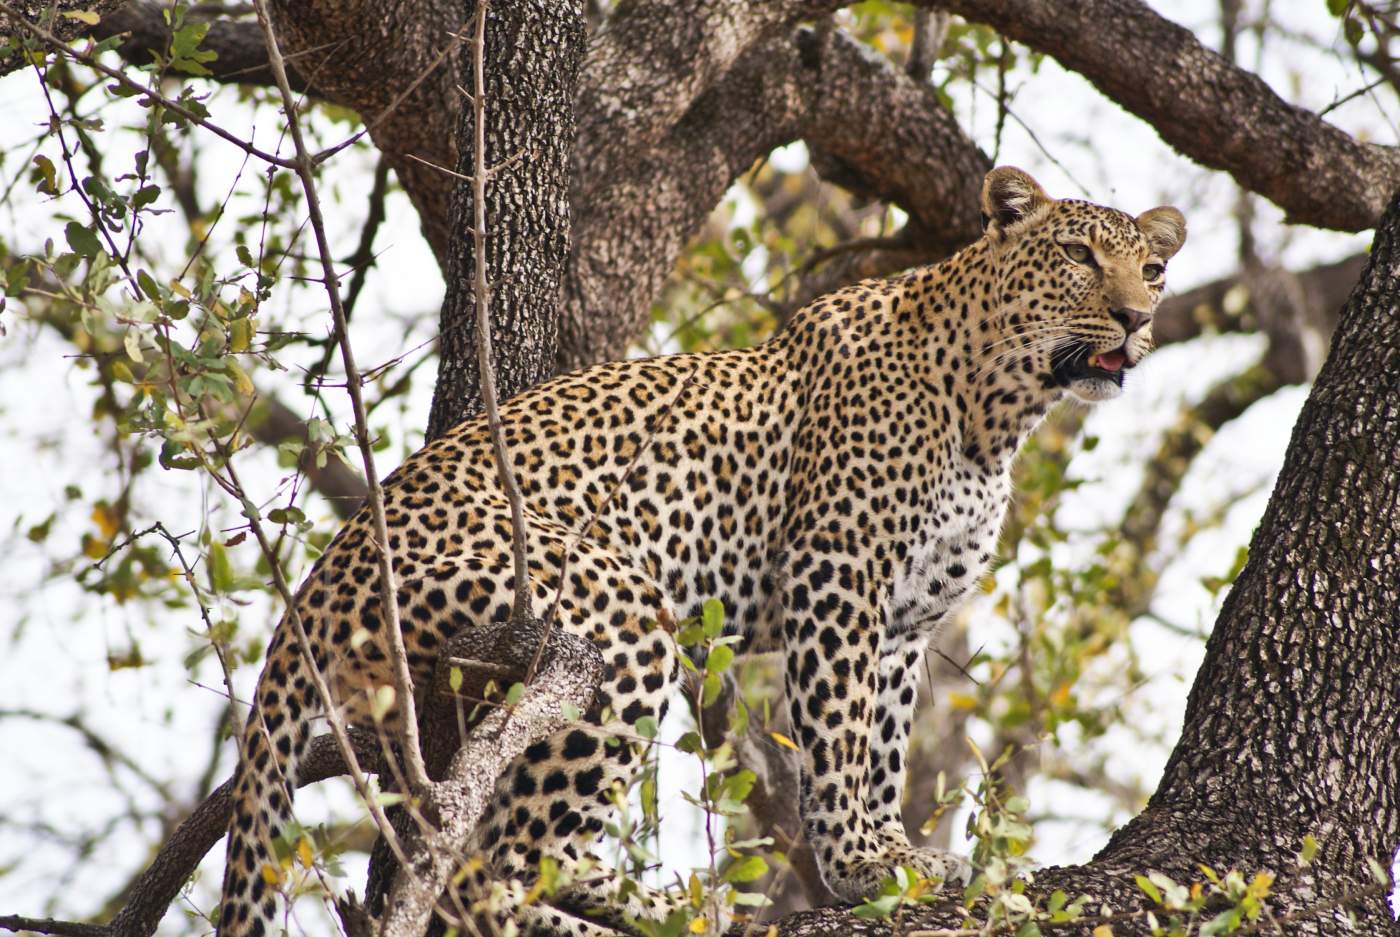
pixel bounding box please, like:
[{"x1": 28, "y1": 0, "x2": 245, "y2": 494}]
[
  {"x1": 1063, "y1": 243, "x2": 1092, "y2": 264},
  {"x1": 1143, "y1": 262, "x2": 1166, "y2": 281}
]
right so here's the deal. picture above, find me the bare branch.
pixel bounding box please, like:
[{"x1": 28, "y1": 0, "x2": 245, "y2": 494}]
[
  {"x1": 0, "y1": 732, "x2": 380, "y2": 937},
  {"x1": 462, "y1": 0, "x2": 531, "y2": 623},
  {"x1": 380, "y1": 621, "x2": 603, "y2": 936},
  {"x1": 932, "y1": 0, "x2": 1400, "y2": 231},
  {"x1": 250, "y1": 0, "x2": 432, "y2": 794}
]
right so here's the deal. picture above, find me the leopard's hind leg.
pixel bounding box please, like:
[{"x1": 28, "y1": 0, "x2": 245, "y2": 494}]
[{"x1": 469, "y1": 550, "x2": 691, "y2": 933}]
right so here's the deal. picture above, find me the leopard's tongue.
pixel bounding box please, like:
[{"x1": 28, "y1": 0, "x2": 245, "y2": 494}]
[{"x1": 1089, "y1": 350, "x2": 1127, "y2": 372}]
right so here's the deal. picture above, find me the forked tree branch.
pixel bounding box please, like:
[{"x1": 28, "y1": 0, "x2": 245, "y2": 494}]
[{"x1": 380, "y1": 621, "x2": 603, "y2": 935}]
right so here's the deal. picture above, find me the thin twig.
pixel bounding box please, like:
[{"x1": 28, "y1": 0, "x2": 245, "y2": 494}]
[
  {"x1": 465, "y1": 0, "x2": 533, "y2": 625},
  {"x1": 0, "y1": 3, "x2": 298, "y2": 169},
  {"x1": 220, "y1": 456, "x2": 409, "y2": 868},
  {"x1": 305, "y1": 153, "x2": 391, "y2": 385},
  {"x1": 0, "y1": 915, "x2": 108, "y2": 937},
  {"x1": 250, "y1": 0, "x2": 433, "y2": 795},
  {"x1": 312, "y1": 24, "x2": 471, "y2": 165}
]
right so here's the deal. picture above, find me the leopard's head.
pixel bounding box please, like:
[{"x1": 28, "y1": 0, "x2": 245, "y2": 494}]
[{"x1": 978, "y1": 166, "x2": 1186, "y2": 403}]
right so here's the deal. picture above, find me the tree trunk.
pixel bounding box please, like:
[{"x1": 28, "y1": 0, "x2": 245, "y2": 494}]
[
  {"x1": 763, "y1": 194, "x2": 1400, "y2": 935},
  {"x1": 423, "y1": 0, "x2": 584, "y2": 440}
]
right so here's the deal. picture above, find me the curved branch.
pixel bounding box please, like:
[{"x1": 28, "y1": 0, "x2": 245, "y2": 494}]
[
  {"x1": 0, "y1": 731, "x2": 381, "y2": 937},
  {"x1": 932, "y1": 0, "x2": 1400, "y2": 231}
]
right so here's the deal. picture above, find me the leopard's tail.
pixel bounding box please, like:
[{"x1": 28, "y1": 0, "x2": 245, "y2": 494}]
[{"x1": 218, "y1": 628, "x2": 321, "y2": 937}]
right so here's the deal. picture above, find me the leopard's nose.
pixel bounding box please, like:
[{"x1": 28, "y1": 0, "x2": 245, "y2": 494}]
[{"x1": 1110, "y1": 307, "x2": 1152, "y2": 334}]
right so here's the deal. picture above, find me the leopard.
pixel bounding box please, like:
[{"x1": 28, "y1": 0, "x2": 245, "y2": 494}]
[{"x1": 217, "y1": 166, "x2": 1185, "y2": 936}]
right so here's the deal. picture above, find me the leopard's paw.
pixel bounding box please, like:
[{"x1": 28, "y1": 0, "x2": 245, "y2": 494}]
[{"x1": 819, "y1": 845, "x2": 970, "y2": 903}]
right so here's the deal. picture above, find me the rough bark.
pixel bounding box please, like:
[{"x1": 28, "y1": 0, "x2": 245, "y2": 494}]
[
  {"x1": 422, "y1": 0, "x2": 583, "y2": 438},
  {"x1": 380, "y1": 622, "x2": 603, "y2": 937},
  {"x1": 260, "y1": 0, "x2": 465, "y2": 265},
  {"x1": 758, "y1": 191, "x2": 1400, "y2": 937},
  {"x1": 557, "y1": 22, "x2": 989, "y2": 371},
  {"x1": 91, "y1": 3, "x2": 308, "y2": 92},
  {"x1": 0, "y1": 0, "x2": 132, "y2": 74},
  {"x1": 933, "y1": 0, "x2": 1400, "y2": 232}
]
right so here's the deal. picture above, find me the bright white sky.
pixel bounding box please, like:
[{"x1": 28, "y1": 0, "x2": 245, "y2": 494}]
[{"x1": 0, "y1": 1, "x2": 1394, "y2": 931}]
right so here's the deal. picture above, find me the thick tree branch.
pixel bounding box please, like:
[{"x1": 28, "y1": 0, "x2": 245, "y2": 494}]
[
  {"x1": 0, "y1": 0, "x2": 131, "y2": 75},
  {"x1": 575, "y1": 0, "x2": 841, "y2": 182},
  {"x1": 933, "y1": 0, "x2": 1400, "y2": 231},
  {"x1": 423, "y1": 0, "x2": 585, "y2": 436},
  {"x1": 380, "y1": 622, "x2": 603, "y2": 936},
  {"x1": 91, "y1": 3, "x2": 307, "y2": 92},
  {"x1": 559, "y1": 23, "x2": 989, "y2": 371}
]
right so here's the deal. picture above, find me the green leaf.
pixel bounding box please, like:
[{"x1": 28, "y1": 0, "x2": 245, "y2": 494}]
[
  {"x1": 206, "y1": 542, "x2": 235, "y2": 593},
  {"x1": 702, "y1": 597, "x2": 724, "y2": 637},
  {"x1": 719, "y1": 769, "x2": 756, "y2": 804},
  {"x1": 1344, "y1": 15, "x2": 1363, "y2": 45},
  {"x1": 132, "y1": 184, "x2": 161, "y2": 209},
  {"x1": 170, "y1": 19, "x2": 218, "y2": 75},
  {"x1": 722, "y1": 854, "x2": 767, "y2": 883},
  {"x1": 504, "y1": 682, "x2": 526, "y2": 706},
  {"x1": 136, "y1": 269, "x2": 161, "y2": 300},
  {"x1": 706, "y1": 644, "x2": 734, "y2": 675},
  {"x1": 65, "y1": 221, "x2": 102, "y2": 260},
  {"x1": 1135, "y1": 874, "x2": 1162, "y2": 905},
  {"x1": 267, "y1": 506, "x2": 306, "y2": 525},
  {"x1": 851, "y1": 894, "x2": 900, "y2": 919},
  {"x1": 1199, "y1": 907, "x2": 1243, "y2": 936}
]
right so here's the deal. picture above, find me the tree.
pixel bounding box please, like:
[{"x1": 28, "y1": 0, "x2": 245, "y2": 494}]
[{"x1": 0, "y1": 1, "x2": 1396, "y2": 935}]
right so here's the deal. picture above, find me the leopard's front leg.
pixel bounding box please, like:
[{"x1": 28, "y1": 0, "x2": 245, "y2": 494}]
[
  {"x1": 865, "y1": 632, "x2": 970, "y2": 880},
  {"x1": 781, "y1": 555, "x2": 965, "y2": 903}
]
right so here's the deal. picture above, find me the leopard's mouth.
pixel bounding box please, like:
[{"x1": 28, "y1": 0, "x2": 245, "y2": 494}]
[{"x1": 1051, "y1": 340, "x2": 1133, "y2": 389}]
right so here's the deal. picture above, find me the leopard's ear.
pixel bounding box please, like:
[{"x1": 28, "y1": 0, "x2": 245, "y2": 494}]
[
  {"x1": 1136, "y1": 206, "x2": 1187, "y2": 261},
  {"x1": 980, "y1": 166, "x2": 1051, "y2": 235}
]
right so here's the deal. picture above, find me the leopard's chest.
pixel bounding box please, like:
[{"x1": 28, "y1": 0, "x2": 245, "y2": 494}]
[{"x1": 886, "y1": 466, "x2": 1009, "y2": 639}]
